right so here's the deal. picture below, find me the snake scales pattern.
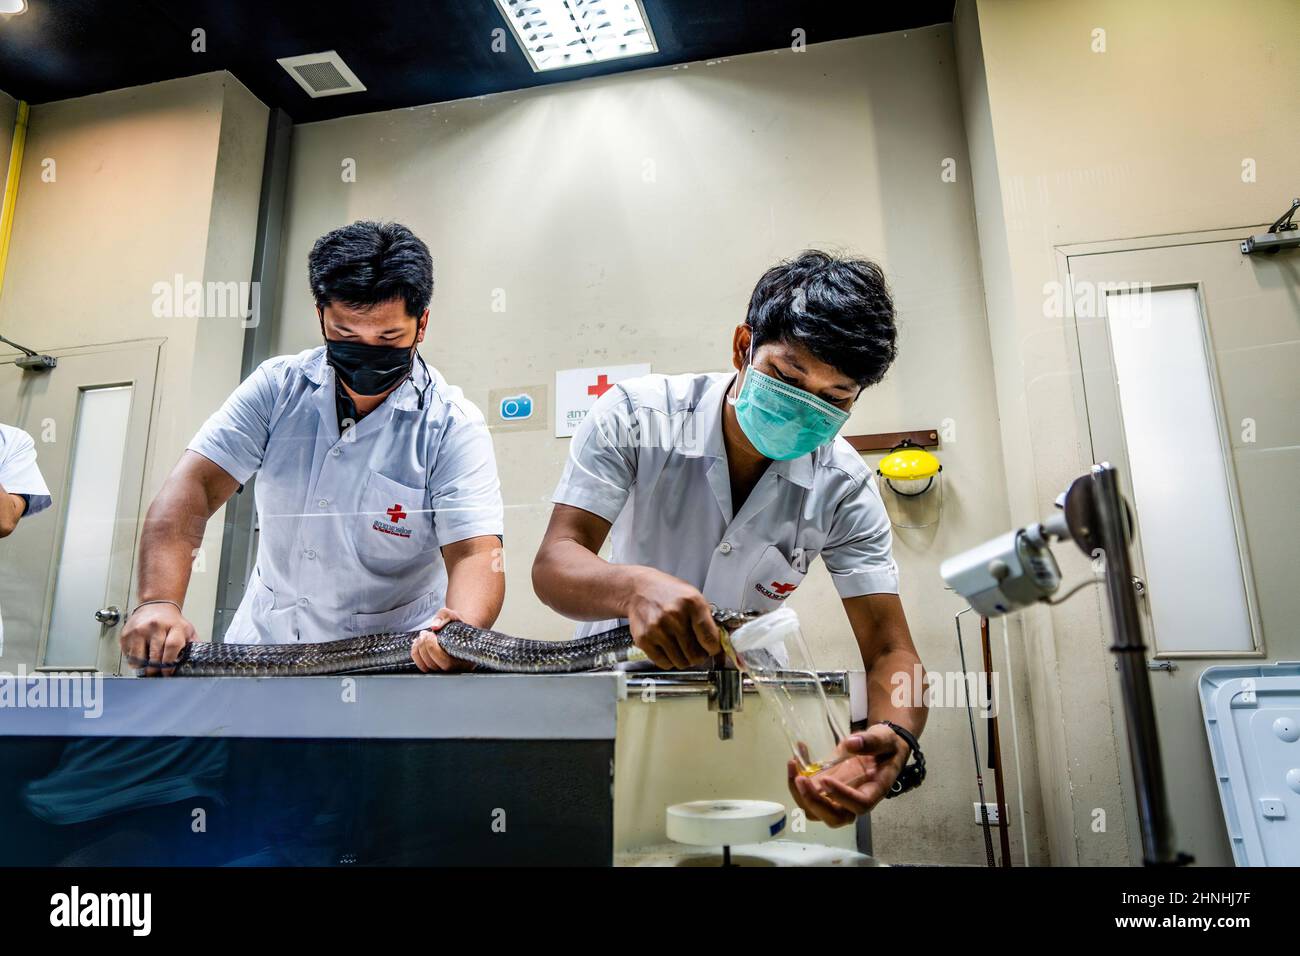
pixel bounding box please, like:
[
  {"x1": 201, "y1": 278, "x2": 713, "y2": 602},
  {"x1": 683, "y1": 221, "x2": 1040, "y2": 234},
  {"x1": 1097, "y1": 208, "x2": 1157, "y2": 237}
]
[{"x1": 172, "y1": 608, "x2": 762, "y2": 676}]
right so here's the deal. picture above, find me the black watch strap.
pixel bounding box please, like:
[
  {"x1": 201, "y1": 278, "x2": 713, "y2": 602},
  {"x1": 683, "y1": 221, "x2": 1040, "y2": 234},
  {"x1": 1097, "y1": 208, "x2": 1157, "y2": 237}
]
[{"x1": 877, "y1": 720, "x2": 926, "y2": 799}]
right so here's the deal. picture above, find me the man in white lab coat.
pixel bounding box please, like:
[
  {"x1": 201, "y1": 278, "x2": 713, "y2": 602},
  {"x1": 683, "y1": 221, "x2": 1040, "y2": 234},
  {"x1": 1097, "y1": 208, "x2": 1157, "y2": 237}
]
[
  {"x1": 532, "y1": 251, "x2": 927, "y2": 827},
  {"x1": 1, "y1": 422, "x2": 54, "y2": 653},
  {"x1": 120, "y1": 221, "x2": 505, "y2": 675}
]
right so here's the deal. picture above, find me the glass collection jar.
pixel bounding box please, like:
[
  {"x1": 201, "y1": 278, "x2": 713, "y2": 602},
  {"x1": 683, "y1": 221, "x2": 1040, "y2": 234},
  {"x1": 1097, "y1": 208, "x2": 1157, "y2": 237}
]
[{"x1": 722, "y1": 607, "x2": 847, "y2": 776}]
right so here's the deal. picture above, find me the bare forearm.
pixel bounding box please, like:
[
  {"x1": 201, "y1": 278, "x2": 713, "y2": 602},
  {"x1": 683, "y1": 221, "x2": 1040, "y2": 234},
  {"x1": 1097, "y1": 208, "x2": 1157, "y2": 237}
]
[
  {"x1": 442, "y1": 539, "x2": 506, "y2": 628},
  {"x1": 135, "y1": 477, "x2": 214, "y2": 605},
  {"x1": 533, "y1": 538, "x2": 643, "y2": 622},
  {"x1": 844, "y1": 594, "x2": 928, "y2": 741},
  {"x1": 865, "y1": 644, "x2": 928, "y2": 740},
  {"x1": 0, "y1": 486, "x2": 22, "y2": 537}
]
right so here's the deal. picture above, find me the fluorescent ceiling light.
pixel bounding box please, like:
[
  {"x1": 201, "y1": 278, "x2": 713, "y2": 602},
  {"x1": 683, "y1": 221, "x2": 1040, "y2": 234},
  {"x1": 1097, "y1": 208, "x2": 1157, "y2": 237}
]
[
  {"x1": 494, "y1": 0, "x2": 658, "y2": 72},
  {"x1": 0, "y1": 0, "x2": 28, "y2": 15}
]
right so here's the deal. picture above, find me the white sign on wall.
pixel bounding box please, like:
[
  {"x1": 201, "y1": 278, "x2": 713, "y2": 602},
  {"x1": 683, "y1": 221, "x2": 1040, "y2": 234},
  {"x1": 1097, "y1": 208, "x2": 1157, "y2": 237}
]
[{"x1": 554, "y1": 363, "x2": 651, "y2": 438}]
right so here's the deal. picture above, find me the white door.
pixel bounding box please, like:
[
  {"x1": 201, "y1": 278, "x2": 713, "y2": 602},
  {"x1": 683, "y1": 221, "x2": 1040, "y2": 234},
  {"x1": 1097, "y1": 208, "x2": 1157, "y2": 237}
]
[
  {"x1": 0, "y1": 340, "x2": 159, "y2": 674},
  {"x1": 1068, "y1": 235, "x2": 1298, "y2": 865}
]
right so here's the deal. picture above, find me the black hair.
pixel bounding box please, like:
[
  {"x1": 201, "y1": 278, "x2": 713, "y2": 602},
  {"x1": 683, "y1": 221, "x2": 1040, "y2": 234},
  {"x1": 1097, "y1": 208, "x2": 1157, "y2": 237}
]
[
  {"x1": 746, "y1": 250, "x2": 897, "y2": 387},
  {"x1": 308, "y1": 220, "x2": 434, "y2": 318}
]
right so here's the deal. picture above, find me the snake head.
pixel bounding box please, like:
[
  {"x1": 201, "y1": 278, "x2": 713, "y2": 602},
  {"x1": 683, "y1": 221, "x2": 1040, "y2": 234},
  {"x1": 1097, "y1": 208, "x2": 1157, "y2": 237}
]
[{"x1": 709, "y1": 606, "x2": 769, "y2": 633}]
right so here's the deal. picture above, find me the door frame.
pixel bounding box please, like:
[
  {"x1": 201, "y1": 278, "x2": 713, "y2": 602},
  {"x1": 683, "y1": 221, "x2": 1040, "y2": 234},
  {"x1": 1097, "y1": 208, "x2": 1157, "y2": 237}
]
[
  {"x1": 1055, "y1": 226, "x2": 1269, "y2": 661},
  {"x1": 0, "y1": 337, "x2": 164, "y2": 673}
]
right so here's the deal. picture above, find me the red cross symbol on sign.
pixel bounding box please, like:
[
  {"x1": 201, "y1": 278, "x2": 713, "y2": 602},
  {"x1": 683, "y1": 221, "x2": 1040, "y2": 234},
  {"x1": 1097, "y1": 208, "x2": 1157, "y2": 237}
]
[
  {"x1": 387, "y1": 504, "x2": 408, "y2": 523},
  {"x1": 770, "y1": 581, "x2": 797, "y2": 595},
  {"x1": 587, "y1": 374, "x2": 613, "y2": 398}
]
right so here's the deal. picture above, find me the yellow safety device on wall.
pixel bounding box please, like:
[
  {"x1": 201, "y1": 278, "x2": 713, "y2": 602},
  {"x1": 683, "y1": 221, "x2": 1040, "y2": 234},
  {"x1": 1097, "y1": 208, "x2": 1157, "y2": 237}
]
[
  {"x1": 878, "y1": 446, "x2": 941, "y2": 483},
  {"x1": 877, "y1": 442, "x2": 942, "y2": 529}
]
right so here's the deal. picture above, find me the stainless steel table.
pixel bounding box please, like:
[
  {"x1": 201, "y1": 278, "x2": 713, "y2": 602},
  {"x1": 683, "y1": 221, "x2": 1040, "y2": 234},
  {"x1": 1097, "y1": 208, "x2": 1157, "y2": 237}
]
[{"x1": 0, "y1": 673, "x2": 620, "y2": 866}]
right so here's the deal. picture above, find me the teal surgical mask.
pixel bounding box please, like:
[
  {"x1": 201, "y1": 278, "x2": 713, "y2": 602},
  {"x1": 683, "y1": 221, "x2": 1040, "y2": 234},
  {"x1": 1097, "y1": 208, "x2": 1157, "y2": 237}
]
[{"x1": 729, "y1": 344, "x2": 851, "y2": 461}]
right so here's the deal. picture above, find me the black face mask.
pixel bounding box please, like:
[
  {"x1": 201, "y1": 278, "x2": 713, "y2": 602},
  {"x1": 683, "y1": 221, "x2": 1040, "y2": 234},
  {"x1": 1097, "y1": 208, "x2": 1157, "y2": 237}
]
[
  {"x1": 324, "y1": 338, "x2": 415, "y2": 396},
  {"x1": 317, "y1": 306, "x2": 418, "y2": 397}
]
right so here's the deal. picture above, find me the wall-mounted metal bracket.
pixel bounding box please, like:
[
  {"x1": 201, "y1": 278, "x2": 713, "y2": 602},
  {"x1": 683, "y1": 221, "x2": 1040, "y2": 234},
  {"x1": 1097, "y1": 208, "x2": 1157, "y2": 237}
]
[
  {"x1": 0, "y1": 334, "x2": 57, "y2": 372},
  {"x1": 845, "y1": 429, "x2": 939, "y2": 453},
  {"x1": 1241, "y1": 197, "x2": 1299, "y2": 255}
]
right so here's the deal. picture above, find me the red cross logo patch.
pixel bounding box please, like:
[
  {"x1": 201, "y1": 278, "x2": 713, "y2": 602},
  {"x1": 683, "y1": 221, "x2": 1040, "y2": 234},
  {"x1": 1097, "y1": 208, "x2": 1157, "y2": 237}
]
[
  {"x1": 372, "y1": 503, "x2": 414, "y2": 539},
  {"x1": 755, "y1": 579, "x2": 799, "y2": 601}
]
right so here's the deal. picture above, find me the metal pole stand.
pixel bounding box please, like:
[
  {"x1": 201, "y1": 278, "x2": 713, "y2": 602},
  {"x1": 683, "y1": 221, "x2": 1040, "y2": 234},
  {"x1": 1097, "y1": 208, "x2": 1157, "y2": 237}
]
[{"x1": 1060, "y1": 463, "x2": 1192, "y2": 866}]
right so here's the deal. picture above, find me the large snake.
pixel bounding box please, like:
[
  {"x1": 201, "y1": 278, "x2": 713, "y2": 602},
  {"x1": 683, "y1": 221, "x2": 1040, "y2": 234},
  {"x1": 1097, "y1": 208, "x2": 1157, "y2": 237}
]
[{"x1": 169, "y1": 608, "x2": 763, "y2": 676}]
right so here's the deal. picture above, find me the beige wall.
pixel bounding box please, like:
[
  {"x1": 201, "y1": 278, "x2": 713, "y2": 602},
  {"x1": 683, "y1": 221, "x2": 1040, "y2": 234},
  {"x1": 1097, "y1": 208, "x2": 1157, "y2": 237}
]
[
  {"x1": 955, "y1": 0, "x2": 1300, "y2": 863},
  {"x1": 0, "y1": 72, "x2": 267, "y2": 639},
  {"x1": 274, "y1": 29, "x2": 1044, "y2": 862}
]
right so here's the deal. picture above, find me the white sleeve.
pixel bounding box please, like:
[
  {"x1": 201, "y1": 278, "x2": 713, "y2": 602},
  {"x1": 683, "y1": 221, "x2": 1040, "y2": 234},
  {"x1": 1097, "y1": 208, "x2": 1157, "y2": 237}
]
[
  {"x1": 186, "y1": 360, "x2": 281, "y2": 484},
  {"x1": 428, "y1": 404, "x2": 505, "y2": 546},
  {"x1": 822, "y1": 475, "x2": 900, "y2": 598},
  {"x1": 550, "y1": 386, "x2": 638, "y2": 524},
  {"x1": 0, "y1": 425, "x2": 53, "y2": 516}
]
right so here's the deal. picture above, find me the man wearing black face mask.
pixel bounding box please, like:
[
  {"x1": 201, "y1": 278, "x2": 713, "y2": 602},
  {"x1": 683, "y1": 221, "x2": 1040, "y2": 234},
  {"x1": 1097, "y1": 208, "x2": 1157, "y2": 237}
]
[
  {"x1": 122, "y1": 221, "x2": 505, "y2": 674},
  {"x1": 325, "y1": 333, "x2": 422, "y2": 428}
]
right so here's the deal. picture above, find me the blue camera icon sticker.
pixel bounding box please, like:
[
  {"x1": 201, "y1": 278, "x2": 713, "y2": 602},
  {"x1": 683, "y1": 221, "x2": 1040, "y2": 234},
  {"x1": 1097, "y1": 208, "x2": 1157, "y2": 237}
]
[{"x1": 499, "y1": 393, "x2": 533, "y2": 421}]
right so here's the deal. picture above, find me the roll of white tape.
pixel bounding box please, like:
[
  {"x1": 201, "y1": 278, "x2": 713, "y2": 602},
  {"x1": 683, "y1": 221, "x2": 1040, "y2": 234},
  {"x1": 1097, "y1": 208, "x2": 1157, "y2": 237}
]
[{"x1": 666, "y1": 799, "x2": 787, "y2": 847}]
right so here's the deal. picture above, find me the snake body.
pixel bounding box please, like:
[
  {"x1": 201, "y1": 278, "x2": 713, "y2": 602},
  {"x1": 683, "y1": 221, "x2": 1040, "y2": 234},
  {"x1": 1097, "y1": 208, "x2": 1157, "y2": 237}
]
[{"x1": 172, "y1": 608, "x2": 761, "y2": 676}]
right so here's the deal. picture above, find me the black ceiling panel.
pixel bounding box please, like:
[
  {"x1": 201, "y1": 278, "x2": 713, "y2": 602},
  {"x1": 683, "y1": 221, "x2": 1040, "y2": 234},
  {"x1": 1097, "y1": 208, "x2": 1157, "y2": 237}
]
[{"x1": 0, "y1": 1, "x2": 954, "y2": 123}]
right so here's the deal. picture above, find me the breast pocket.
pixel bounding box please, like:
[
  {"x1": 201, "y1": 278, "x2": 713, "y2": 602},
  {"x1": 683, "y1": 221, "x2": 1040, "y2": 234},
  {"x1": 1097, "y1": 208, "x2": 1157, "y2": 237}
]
[
  {"x1": 355, "y1": 470, "x2": 435, "y2": 570},
  {"x1": 744, "y1": 544, "x2": 808, "y2": 612}
]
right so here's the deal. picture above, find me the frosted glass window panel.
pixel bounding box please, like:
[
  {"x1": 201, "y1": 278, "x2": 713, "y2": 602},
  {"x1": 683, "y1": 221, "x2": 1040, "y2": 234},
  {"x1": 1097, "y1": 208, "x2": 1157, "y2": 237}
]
[
  {"x1": 43, "y1": 386, "x2": 133, "y2": 668},
  {"x1": 1105, "y1": 288, "x2": 1253, "y2": 653}
]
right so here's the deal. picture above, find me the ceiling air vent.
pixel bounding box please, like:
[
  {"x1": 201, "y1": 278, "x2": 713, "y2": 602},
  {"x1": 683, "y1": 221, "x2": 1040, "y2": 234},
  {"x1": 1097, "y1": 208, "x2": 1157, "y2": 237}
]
[{"x1": 277, "y1": 50, "x2": 366, "y2": 98}]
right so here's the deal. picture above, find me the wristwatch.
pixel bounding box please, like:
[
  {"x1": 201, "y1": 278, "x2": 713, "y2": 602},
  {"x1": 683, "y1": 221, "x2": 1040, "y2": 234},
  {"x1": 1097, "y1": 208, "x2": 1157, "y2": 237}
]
[{"x1": 876, "y1": 720, "x2": 926, "y2": 799}]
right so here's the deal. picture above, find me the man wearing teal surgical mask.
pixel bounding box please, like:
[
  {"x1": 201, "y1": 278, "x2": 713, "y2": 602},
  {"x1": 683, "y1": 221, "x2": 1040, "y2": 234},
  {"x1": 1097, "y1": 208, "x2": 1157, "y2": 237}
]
[
  {"x1": 730, "y1": 334, "x2": 853, "y2": 461},
  {"x1": 534, "y1": 251, "x2": 928, "y2": 827}
]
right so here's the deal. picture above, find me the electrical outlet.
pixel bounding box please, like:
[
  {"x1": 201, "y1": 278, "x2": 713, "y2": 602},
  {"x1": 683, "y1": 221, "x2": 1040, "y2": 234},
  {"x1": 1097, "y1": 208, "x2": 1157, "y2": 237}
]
[{"x1": 973, "y1": 802, "x2": 1001, "y2": 826}]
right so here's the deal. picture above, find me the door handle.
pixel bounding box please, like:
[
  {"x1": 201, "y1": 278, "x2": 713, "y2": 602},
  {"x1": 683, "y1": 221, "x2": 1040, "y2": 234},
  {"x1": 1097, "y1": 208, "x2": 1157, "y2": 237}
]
[{"x1": 94, "y1": 606, "x2": 121, "y2": 626}]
